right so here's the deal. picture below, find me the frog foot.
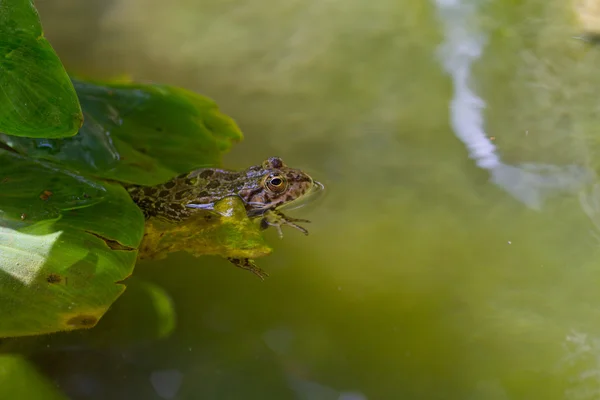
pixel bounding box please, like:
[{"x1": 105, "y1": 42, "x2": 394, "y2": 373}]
[
  {"x1": 260, "y1": 210, "x2": 310, "y2": 238},
  {"x1": 227, "y1": 257, "x2": 270, "y2": 280}
]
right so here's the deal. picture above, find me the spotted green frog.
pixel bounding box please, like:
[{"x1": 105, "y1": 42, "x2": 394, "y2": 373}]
[{"x1": 126, "y1": 157, "x2": 322, "y2": 279}]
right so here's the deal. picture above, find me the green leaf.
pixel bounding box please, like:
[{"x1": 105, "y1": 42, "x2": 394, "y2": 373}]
[
  {"x1": 0, "y1": 355, "x2": 67, "y2": 399},
  {"x1": 0, "y1": 149, "x2": 145, "y2": 337},
  {"x1": 0, "y1": 0, "x2": 83, "y2": 138},
  {"x1": 1, "y1": 78, "x2": 243, "y2": 185}
]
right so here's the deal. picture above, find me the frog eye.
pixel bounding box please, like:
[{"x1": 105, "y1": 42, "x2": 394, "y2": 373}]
[{"x1": 265, "y1": 175, "x2": 287, "y2": 193}]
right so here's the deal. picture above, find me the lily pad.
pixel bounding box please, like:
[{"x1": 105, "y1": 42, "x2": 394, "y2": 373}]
[
  {"x1": 0, "y1": 149, "x2": 145, "y2": 337},
  {"x1": 0, "y1": 0, "x2": 82, "y2": 138},
  {"x1": 1, "y1": 78, "x2": 243, "y2": 185}
]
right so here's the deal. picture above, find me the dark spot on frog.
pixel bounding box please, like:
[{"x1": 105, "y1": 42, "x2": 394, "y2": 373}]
[
  {"x1": 163, "y1": 181, "x2": 176, "y2": 189},
  {"x1": 198, "y1": 191, "x2": 209, "y2": 198},
  {"x1": 67, "y1": 315, "x2": 98, "y2": 327},
  {"x1": 46, "y1": 273, "x2": 62, "y2": 284},
  {"x1": 287, "y1": 172, "x2": 311, "y2": 183},
  {"x1": 159, "y1": 190, "x2": 170, "y2": 198},
  {"x1": 260, "y1": 218, "x2": 269, "y2": 230},
  {"x1": 199, "y1": 170, "x2": 214, "y2": 179},
  {"x1": 185, "y1": 178, "x2": 196, "y2": 186},
  {"x1": 143, "y1": 187, "x2": 156, "y2": 197},
  {"x1": 246, "y1": 188, "x2": 265, "y2": 203},
  {"x1": 285, "y1": 195, "x2": 294, "y2": 202},
  {"x1": 270, "y1": 158, "x2": 283, "y2": 168},
  {"x1": 174, "y1": 191, "x2": 186, "y2": 200},
  {"x1": 223, "y1": 174, "x2": 238, "y2": 181},
  {"x1": 206, "y1": 180, "x2": 220, "y2": 189},
  {"x1": 166, "y1": 208, "x2": 181, "y2": 220}
]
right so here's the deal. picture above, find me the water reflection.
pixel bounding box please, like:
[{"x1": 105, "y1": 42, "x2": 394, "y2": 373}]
[{"x1": 435, "y1": 0, "x2": 594, "y2": 210}]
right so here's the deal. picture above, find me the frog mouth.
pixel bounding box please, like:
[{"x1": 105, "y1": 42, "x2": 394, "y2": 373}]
[{"x1": 280, "y1": 180, "x2": 326, "y2": 212}]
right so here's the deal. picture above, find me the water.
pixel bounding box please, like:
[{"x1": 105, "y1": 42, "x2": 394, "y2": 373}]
[{"x1": 5, "y1": 0, "x2": 600, "y2": 398}]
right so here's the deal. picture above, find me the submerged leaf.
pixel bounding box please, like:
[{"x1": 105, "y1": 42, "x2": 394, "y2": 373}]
[
  {"x1": 0, "y1": 0, "x2": 82, "y2": 138},
  {"x1": 0, "y1": 355, "x2": 67, "y2": 399},
  {"x1": 1, "y1": 78, "x2": 243, "y2": 185},
  {"x1": 139, "y1": 196, "x2": 272, "y2": 262}
]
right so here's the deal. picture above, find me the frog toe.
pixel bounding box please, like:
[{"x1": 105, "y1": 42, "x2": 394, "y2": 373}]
[{"x1": 227, "y1": 257, "x2": 269, "y2": 280}]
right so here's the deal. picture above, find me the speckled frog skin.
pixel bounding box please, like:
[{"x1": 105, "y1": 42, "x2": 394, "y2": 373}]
[{"x1": 126, "y1": 157, "x2": 321, "y2": 279}]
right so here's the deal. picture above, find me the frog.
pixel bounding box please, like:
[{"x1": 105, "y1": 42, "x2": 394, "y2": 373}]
[{"x1": 126, "y1": 156, "x2": 322, "y2": 279}]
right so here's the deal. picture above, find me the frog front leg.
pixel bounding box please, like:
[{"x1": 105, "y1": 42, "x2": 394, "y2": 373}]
[
  {"x1": 227, "y1": 257, "x2": 270, "y2": 280},
  {"x1": 260, "y1": 209, "x2": 310, "y2": 238}
]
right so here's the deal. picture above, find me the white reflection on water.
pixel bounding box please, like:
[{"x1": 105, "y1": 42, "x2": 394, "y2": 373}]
[
  {"x1": 562, "y1": 330, "x2": 600, "y2": 400},
  {"x1": 434, "y1": 0, "x2": 593, "y2": 210}
]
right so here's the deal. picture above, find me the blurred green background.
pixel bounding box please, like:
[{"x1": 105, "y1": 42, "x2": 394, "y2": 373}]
[{"x1": 4, "y1": 0, "x2": 600, "y2": 398}]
